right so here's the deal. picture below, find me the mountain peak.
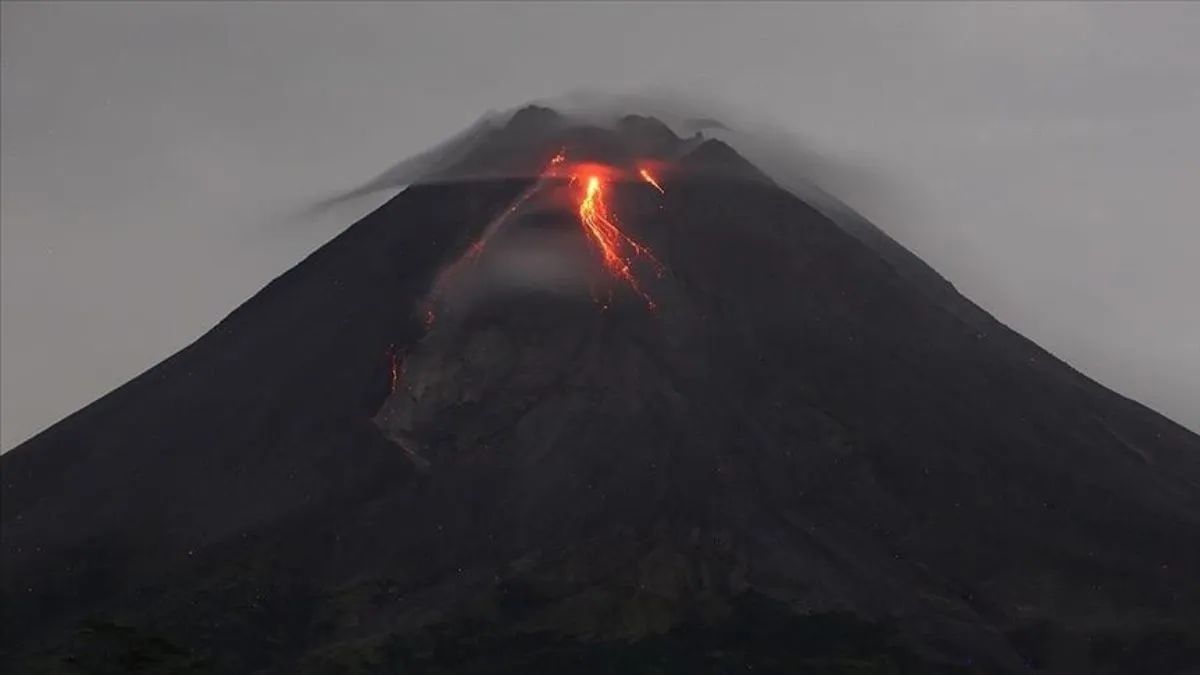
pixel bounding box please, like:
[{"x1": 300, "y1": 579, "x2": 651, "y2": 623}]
[
  {"x1": 614, "y1": 114, "x2": 681, "y2": 156},
  {"x1": 678, "y1": 138, "x2": 774, "y2": 183},
  {"x1": 503, "y1": 104, "x2": 566, "y2": 135}
]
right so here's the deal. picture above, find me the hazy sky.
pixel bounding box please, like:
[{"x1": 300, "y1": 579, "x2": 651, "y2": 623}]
[{"x1": 3, "y1": 2, "x2": 1198, "y2": 451}]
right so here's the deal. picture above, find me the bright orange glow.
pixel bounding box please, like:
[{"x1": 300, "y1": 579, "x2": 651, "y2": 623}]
[
  {"x1": 424, "y1": 151, "x2": 668, "y2": 321},
  {"x1": 639, "y1": 168, "x2": 665, "y2": 194},
  {"x1": 576, "y1": 173, "x2": 660, "y2": 310}
]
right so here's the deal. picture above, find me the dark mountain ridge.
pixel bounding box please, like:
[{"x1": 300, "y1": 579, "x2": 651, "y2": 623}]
[{"x1": 3, "y1": 107, "x2": 1199, "y2": 674}]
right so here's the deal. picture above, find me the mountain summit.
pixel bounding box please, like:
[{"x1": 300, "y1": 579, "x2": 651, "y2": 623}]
[{"x1": 3, "y1": 106, "x2": 1199, "y2": 674}]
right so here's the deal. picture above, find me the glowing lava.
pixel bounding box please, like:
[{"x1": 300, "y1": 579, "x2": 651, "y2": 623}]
[
  {"x1": 639, "y1": 168, "x2": 665, "y2": 194},
  {"x1": 422, "y1": 149, "x2": 667, "y2": 322},
  {"x1": 576, "y1": 172, "x2": 661, "y2": 310}
]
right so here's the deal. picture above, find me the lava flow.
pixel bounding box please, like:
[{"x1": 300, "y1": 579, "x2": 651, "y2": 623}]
[
  {"x1": 422, "y1": 149, "x2": 667, "y2": 323},
  {"x1": 399, "y1": 151, "x2": 668, "y2": 405},
  {"x1": 639, "y1": 168, "x2": 665, "y2": 194},
  {"x1": 575, "y1": 172, "x2": 662, "y2": 310}
]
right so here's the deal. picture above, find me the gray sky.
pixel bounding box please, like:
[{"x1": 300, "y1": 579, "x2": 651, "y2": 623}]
[{"x1": 3, "y1": 1, "x2": 1198, "y2": 451}]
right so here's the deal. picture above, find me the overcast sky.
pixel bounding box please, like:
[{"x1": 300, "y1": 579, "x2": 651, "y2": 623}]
[{"x1": 3, "y1": 1, "x2": 1198, "y2": 451}]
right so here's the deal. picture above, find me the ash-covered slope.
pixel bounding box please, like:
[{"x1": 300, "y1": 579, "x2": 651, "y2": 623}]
[{"x1": 3, "y1": 107, "x2": 1199, "y2": 675}]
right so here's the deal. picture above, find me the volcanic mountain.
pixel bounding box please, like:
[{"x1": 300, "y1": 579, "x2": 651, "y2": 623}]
[{"x1": 3, "y1": 105, "x2": 1199, "y2": 675}]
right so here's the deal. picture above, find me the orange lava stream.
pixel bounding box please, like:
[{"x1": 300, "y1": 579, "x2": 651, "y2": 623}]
[
  {"x1": 425, "y1": 150, "x2": 666, "y2": 324},
  {"x1": 639, "y1": 168, "x2": 665, "y2": 193},
  {"x1": 576, "y1": 174, "x2": 660, "y2": 310}
]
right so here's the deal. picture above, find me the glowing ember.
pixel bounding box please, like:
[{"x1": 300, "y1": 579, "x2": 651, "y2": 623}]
[{"x1": 639, "y1": 168, "x2": 665, "y2": 194}]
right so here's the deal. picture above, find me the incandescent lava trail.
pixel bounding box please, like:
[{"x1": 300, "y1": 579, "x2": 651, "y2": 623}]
[
  {"x1": 575, "y1": 172, "x2": 661, "y2": 310},
  {"x1": 422, "y1": 151, "x2": 568, "y2": 325},
  {"x1": 423, "y1": 150, "x2": 667, "y2": 322},
  {"x1": 639, "y1": 168, "x2": 665, "y2": 194}
]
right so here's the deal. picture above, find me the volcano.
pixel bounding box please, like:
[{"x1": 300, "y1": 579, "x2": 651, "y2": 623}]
[{"x1": 3, "y1": 105, "x2": 1199, "y2": 675}]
